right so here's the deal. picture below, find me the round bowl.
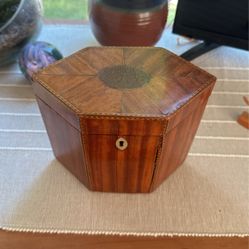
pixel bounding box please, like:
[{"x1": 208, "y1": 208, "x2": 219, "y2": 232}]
[
  {"x1": 0, "y1": 0, "x2": 43, "y2": 66},
  {"x1": 89, "y1": 0, "x2": 168, "y2": 46}
]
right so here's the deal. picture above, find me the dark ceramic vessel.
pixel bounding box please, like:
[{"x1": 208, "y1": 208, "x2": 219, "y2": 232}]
[{"x1": 89, "y1": 0, "x2": 168, "y2": 46}]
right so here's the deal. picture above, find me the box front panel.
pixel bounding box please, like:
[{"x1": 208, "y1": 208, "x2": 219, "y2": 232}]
[
  {"x1": 83, "y1": 118, "x2": 164, "y2": 136},
  {"x1": 85, "y1": 134, "x2": 160, "y2": 193}
]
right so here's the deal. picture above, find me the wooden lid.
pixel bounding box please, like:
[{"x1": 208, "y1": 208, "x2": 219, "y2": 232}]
[{"x1": 33, "y1": 47, "x2": 216, "y2": 117}]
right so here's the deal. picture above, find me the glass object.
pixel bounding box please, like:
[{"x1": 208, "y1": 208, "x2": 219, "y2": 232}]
[
  {"x1": 0, "y1": 0, "x2": 43, "y2": 66},
  {"x1": 18, "y1": 41, "x2": 63, "y2": 82}
]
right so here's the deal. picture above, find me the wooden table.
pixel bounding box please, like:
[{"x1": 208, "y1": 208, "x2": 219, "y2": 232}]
[{"x1": 1, "y1": 230, "x2": 248, "y2": 249}]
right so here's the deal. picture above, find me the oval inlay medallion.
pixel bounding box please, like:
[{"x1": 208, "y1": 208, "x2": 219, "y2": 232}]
[{"x1": 98, "y1": 65, "x2": 151, "y2": 89}]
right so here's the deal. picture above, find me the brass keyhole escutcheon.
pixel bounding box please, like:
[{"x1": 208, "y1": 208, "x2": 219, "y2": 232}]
[{"x1": 116, "y1": 137, "x2": 128, "y2": 150}]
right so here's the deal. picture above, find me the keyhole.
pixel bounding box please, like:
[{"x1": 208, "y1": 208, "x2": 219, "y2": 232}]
[{"x1": 116, "y1": 137, "x2": 128, "y2": 150}]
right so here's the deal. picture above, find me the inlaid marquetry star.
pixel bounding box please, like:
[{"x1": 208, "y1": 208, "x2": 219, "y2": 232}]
[{"x1": 33, "y1": 47, "x2": 215, "y2": 116}]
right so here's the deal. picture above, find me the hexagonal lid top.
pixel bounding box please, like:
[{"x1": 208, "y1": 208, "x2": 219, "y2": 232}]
[{"x1": 33, "y1": 47, "x2": 215, "y2": 117}]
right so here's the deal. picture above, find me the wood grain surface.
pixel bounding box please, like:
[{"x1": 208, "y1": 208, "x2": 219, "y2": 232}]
[
  {"x1": 32, "y1": 78, "x2": 81, "y2": 130},
  {"x1": 33, "y1": 47, "x2": 216, "y2": 193},
  {"x1": 152, "y1": 85, "x2": 214, "y2": 190},
  {"x1": 33, "y1": 47, "x2": 216, "y2": 116},
  {"x1": 36, "y1": 97, "x2": 90, "y2": 189},
  {"x1": 0, "y1": 230, "x2": 248, "y2": 249},
  {"x1": 85, "y1": 133, "x2": 160, "y2": 192}
]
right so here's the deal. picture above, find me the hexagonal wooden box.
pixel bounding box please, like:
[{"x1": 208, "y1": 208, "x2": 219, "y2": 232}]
[{"x1": 32, "y1": 47, "x2": 216, "y2": 193}]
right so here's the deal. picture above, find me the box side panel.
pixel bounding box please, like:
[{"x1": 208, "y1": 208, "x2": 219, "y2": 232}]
[
  {"x1": 36, "y1": 97, "x2": 90, "y2": 189},
  {"x1": 165, "y1": 81, "x2": 215, "y2": 133},
  {"x1": 84, "y1": 133, "x2": 160, "y2": 193},
  {"x1": 151, "y1": 84, "x2": 213, "y2": 191}
]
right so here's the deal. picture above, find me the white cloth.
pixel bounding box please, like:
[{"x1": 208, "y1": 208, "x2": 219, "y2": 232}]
[{"x1": 0, "y1": 25, "x2": 248, "y2": 237}]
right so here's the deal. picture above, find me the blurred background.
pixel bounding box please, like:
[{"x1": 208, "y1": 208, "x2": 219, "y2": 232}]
[{"x1": 43, "y1": 0, "x2": 177, "y2": 25}]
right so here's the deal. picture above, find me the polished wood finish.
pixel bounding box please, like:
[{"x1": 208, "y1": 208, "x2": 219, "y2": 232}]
[
  {"x1": 84, "y1": 118, "x2": 164, "y2": 136},
  {"x1": 32, "y1": 47, "x2": 216, "y2": 193},
  {"x1": 152, "y1": 85, "x2": 214, "y2": 190},
  {"x1": 32, "y1": 77, "x2": 81, "y2": 130},
  {"x1": 33, "y1": 47, "x2": 215, "y2": 116},
  {"x1": 36, "y1": 97, "x2": 90, "y2": 188},
  {"x1": 89, "y1": 0, "x2": 168, "y2": 46},
  {"x1": 85, "y1": 133, "x2": 159, "y2": 192},
  {"x1": 1, "y1": 230, "x2": 248, "y2": 249}
]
